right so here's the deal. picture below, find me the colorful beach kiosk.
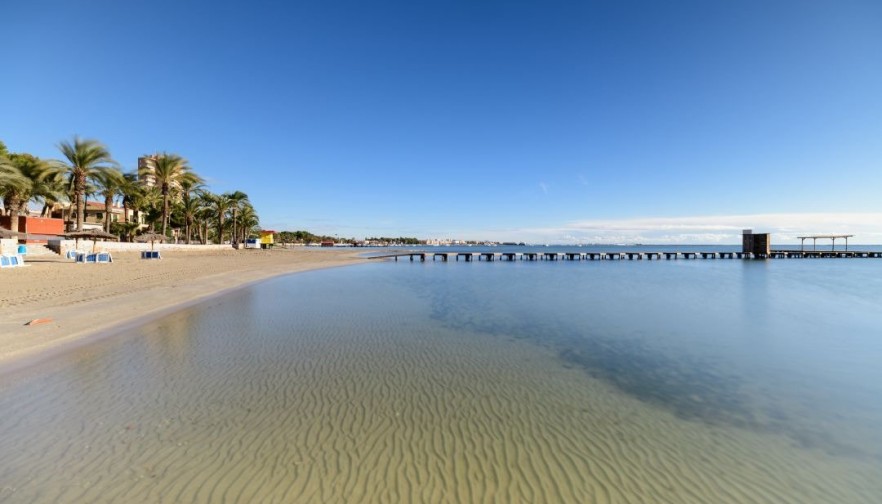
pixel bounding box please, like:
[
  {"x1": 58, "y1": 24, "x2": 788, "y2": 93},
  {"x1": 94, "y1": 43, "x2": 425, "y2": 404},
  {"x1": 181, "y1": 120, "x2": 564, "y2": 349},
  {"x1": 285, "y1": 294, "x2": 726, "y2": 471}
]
[
  {"x1": 244, "y1": 230, "x2": 275, "y2": 249},
  {"x1": 259, "y1": 230, "x2": 275, "y2": 249}
]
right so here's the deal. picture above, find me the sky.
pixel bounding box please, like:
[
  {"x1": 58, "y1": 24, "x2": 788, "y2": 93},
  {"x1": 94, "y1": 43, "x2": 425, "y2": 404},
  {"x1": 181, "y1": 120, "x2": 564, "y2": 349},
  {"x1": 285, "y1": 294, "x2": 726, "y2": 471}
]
[{"x1": 2, "y1": 0, "x2": 881, "y2": 244}]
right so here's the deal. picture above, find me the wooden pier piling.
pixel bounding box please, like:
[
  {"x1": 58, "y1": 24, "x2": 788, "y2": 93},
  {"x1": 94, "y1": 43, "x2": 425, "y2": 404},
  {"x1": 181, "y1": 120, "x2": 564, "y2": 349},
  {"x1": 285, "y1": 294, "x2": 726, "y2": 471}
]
[{"x1": 374, "y1": 246, "x2": 880, "y2": 264}]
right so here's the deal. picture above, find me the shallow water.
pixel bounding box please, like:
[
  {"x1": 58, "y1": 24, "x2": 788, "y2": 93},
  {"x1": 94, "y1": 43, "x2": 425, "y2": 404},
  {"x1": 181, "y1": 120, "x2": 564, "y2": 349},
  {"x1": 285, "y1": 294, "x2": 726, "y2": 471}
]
[{"x1": 1, "y1": 258, "x2": 881, "y2": 502}]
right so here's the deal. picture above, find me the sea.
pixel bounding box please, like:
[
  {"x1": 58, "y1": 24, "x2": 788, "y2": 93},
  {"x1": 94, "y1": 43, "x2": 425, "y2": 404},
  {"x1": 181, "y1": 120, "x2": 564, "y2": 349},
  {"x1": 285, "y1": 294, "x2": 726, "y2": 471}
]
[{"x1": 1, "y1": 245, "x2": 881, "y2": 503}]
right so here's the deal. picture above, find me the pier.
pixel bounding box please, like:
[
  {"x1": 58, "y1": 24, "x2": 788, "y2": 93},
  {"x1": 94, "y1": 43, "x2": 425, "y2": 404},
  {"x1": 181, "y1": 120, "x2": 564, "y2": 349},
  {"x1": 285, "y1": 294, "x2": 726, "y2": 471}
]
[
  {"x1": 376, "y1": 231, "x2": 880, "y2": 263},
  {"x1": 377, "y1": 250, "x2": 882, "y2": 262}
]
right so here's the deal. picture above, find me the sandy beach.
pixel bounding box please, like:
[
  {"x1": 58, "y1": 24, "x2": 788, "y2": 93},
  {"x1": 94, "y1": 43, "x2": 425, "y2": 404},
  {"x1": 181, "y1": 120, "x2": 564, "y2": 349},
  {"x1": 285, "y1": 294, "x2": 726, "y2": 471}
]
[{"x1": 0, "y1": 248, "x2": 370, "y2": 367}]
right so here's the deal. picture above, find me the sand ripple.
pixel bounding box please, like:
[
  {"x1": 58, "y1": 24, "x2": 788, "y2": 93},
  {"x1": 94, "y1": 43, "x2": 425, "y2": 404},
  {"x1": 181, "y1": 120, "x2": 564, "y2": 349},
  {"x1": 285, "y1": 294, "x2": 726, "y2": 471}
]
[{"x1": 0, "y1": 275, "x2": 880, "y2": 503}]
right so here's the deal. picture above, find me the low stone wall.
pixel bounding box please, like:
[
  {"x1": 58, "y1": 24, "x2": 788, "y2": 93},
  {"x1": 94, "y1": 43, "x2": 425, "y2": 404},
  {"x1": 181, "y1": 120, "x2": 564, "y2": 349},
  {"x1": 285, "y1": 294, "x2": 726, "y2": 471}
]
[
  {"x1": 47, "y1": 239, "x2": 232, "y2": 255},
  {"x1": 0, "y1": 238, "x2": 18, "y2": 255}
]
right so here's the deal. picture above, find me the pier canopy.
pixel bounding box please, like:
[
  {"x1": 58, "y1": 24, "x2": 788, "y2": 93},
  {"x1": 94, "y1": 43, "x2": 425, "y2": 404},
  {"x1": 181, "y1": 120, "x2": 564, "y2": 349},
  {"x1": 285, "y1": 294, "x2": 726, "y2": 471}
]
[{"x1": 797, "y1": 234, "x2": 854, "y2": 251}]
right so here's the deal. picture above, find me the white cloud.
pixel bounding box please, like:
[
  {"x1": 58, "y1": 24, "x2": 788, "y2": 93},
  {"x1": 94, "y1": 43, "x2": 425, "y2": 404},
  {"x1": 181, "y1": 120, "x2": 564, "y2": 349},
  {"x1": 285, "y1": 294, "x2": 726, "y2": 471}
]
[{"x1": 486, "y1": 213, "x2": 882, "y2": 244}]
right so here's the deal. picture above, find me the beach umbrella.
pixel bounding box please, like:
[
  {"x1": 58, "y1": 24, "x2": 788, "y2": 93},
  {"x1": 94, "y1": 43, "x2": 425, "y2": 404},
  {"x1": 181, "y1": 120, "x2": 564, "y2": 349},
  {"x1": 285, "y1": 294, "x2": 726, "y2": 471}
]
[
  {"x1": 135, "y1": 232, "x2": 166, "y2": 251},
  {"x1": 65, "y1": 229, "x2": 118, "y2": 252}
]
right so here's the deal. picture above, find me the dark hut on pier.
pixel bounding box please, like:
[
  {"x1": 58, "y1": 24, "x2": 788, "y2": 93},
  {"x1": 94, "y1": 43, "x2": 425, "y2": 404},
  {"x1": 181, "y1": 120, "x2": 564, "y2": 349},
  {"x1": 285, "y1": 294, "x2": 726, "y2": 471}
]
[{"x1": 742, "y1": 229, "x2": 770, "y2": 256}]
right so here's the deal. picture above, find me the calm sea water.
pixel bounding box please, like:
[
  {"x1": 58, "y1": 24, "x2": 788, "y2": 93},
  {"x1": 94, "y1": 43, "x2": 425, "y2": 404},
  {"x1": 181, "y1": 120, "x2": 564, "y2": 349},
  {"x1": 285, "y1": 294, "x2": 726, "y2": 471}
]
[{"x1": 1, "y1": 252, "x2": 881, "y2": 502}]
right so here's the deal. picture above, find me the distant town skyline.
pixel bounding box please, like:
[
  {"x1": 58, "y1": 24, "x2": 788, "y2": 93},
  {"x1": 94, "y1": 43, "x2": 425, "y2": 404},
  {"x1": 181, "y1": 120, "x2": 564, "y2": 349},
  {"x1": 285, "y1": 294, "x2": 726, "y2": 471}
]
[{"x1": 2, "y1": 1, "x2": 880, "y2": 244}]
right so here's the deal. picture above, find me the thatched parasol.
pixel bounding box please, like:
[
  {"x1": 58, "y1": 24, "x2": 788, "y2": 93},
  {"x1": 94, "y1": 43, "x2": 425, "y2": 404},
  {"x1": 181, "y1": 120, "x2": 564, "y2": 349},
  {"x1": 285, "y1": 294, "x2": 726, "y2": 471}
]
[
  {"x1": 65, "y1": 229, "x2": 119, "y2": 253},
  {"x1": 135, "y1": 232, "x2": 166, "y2": 251}
]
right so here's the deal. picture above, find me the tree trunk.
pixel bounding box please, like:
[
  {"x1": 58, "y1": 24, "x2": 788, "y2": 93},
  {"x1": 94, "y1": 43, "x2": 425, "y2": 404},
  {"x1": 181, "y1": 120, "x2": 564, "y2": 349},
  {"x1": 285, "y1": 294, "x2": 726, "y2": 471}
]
[
  {"x1": 6, "y1": 194, "x2": 21, "y2": 234},
  {"x1": 232, "y1": 208, "x2": 238, "y2": 245},
  {"x1": 161, "y1": 185, "x2": 169, "y2": 237},
  {"x1": 104, "y1": 196, "x2": 113, "y2": 233},
  {"x1": 75, "y1": 172, "x2": 86, "y2": 231}
]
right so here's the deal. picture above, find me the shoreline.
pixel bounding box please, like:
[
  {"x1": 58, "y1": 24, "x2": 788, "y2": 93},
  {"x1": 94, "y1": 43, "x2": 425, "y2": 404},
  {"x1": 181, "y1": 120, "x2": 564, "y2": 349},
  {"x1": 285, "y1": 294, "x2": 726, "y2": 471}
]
[{"x1": 0, "y1": 248, "x2": 372, "y2": 371}]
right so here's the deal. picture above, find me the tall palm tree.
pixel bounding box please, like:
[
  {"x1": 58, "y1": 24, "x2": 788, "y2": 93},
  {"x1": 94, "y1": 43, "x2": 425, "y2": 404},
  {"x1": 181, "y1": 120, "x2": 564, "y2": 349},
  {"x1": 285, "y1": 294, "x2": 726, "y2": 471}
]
[
  {"x1": 119, "y1": 172, "x2": 143, "y2": 230},
  {"x1": 178, "y1": 176, "x2": 205, "y2": 244},
  {"x1": 236, "y1": 203, "x2": 260, "y2": 242},
  {"x1": 195, "y1": 205, "x2": 215, "y2": 244},
  {"x1": 140, "y1": 153, "x2": 197, "y2": 237},
  {"x1": 223, "y1": 190, "x2": 249, "y2": 246},
  {"x1": 200, "y1": 191, "x2": 230, "y2": 244},
  {"x1": 91, "y1": 166, "x2": 125, "y2": 233},
  {"x1": 53, "y1": 137, "x2": 115, "y2": 231},
  {"x1": 141, "y1": 186, "x2": 163, "y2": 232},
  {"x1": 177, "y1": 191, "x2": 205, "y2": 244}
]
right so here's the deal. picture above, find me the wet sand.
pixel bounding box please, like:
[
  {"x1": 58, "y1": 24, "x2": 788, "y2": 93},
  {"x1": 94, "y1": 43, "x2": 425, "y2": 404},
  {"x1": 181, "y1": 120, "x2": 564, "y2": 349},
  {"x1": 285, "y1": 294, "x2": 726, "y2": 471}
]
[
  {"x1": 1, "y1": 273, "x2": 879, "y2": 503},
  {"x1": 0, "y1": 248, "x2": 368, "y2": 367}
]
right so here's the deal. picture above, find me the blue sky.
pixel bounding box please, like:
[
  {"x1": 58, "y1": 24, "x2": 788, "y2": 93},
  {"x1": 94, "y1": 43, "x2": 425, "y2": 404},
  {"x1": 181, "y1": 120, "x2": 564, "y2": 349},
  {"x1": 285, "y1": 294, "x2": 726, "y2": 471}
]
[{"x1": 2, "y1": 0, "x2": 881, "y2": 243}]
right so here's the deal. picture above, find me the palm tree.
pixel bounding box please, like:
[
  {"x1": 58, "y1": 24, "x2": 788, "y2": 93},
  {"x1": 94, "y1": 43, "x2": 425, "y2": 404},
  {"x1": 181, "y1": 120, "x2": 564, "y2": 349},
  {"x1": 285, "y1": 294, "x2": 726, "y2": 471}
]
[
  {"x1": 1, "y1": 153, "x2": 63, "y2": 233},
  {"x1": 53, "y1": 137, "x2": 115, "y2": 231},
  {"x1": 223, "y1": 190, "x2": 249, "y2": 246},
  {"x1": 178, "y1": 191, "x2": 204, "y2": 244},
  {"x1": 194, "y1": 205, "x2": 215, "y2": 244},
  {"x1": 91, "y1": 166, "x2": 125, "y2": 233},
  {"x1": 200, "y1": 191, "x2": 230, "y2": 244},
  {"x1": 236, "y1": 203, "x2": 260, "y2": 241},
  {"x1": 141, "y1": 186, "x2": 163, "y2": 232},
  {"x1": 115, "y1": 221, "x2": 142, "y2": 243},
  {"x1": 140, "y1": 153, "x2": 197, "y2": 237},
  {"x1": 36, "y1": 167, "x2": 68, "y2": 218},
  {"x1": 119, "y1": 172, "x2": 143, "y2": 231},
  {"x1": 1, "y1": 155, "x2": 28, "y2": 231},
  {"x1": 178, "y1": 176, "x2": 205, "y2": 244}
]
